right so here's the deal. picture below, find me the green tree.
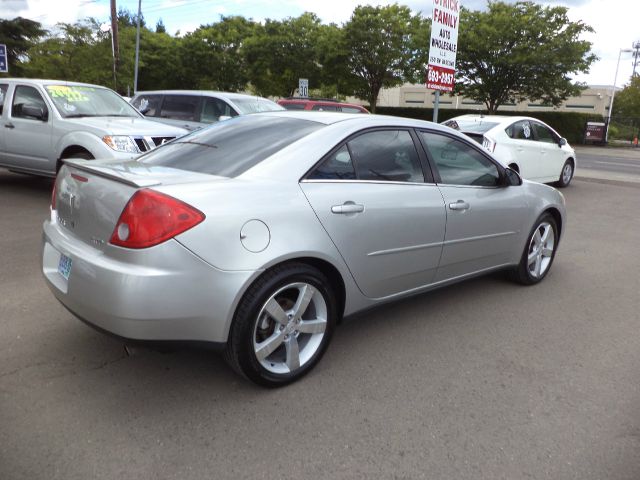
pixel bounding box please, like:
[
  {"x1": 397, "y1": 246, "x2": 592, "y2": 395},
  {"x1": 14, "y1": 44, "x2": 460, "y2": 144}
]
[
  {"x1": 244, "y1": 13, "x2": 323, "y2": 97},
  {"x1": 0, "y1": 17, "x2": 47, "y2": 77},
  {"x1": 179, "y1": 16, "x2": 256, "y2": 91},
  {"x1": 613, "y1": 76, "x2": 640, "y2": 118},
  {"x1": 456, "y1": 1, "x2": 597, "y2": 113},
  {"x1": 344, "y1": 4, "x2": 427, "y2": 112}
]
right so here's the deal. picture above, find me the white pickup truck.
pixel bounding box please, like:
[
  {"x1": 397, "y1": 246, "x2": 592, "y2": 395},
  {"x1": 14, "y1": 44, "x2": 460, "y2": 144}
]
[{"x1": 0, "y1": 79, "x2": 187, "y2": 177}]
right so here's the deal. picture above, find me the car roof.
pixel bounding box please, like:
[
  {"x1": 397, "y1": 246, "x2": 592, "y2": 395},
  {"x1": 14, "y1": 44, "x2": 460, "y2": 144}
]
[
  {"x1": 249, "y1": 110, "x2": 452, "y2": 130},
  {"x1": 132, "y1": 90, "x2": 270, "y2": 101},
  {"x1": 447, "y1": 114, "x2": 541, "y2": 125},
  {"x1": 1, "y1": 78, "x2": 112, "y2": 89}
]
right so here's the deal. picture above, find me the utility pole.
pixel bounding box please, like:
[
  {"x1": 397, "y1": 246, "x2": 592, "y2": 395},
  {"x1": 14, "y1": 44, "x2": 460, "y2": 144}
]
[
  {"x1": 632, "y1": 40, "x2": 640, "y2": 77},
  {"x1": 134, "y1": 0, "x2": 142, "y2": 94},
  {"x1": 110, "y1": 0, "x2": 119, "y2": 90}
]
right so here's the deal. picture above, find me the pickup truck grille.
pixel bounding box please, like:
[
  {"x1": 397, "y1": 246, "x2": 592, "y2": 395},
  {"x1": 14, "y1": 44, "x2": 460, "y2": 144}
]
[{"x1": 132, "y1": 136, "x2": 177, "y2": 152}]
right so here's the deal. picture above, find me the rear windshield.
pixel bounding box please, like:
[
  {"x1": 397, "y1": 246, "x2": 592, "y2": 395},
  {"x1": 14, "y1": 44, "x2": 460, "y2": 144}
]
[
  {"x1": 139, "y1": 115, "x2": 323, "y2": 177},
  {"x1": 443, "y1": 119, "x2": 499, "y2": 134}
]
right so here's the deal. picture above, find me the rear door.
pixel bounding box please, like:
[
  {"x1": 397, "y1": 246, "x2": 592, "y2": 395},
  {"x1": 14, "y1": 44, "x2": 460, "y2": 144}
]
[
  {"x1": 504, "y1": 120, "x2": 541, "y2": 180},
  {"x1": 531, "y1": 121, "x2": 564, "y2": 181},
  {"x1": 3, "y1": 84, "x2": 53, "y2": 172},
  {"x1": 418, "y1": 130, "x2": 528, "y2": 282},
  {"x1": 300, "y1": 129, "x2": 446, "y2": 299}
]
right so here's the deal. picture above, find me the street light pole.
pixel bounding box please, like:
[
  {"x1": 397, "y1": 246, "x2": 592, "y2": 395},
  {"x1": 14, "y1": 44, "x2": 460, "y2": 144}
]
[{"x1": 606, "y1": 48, "x2": 633, "y2": 143}]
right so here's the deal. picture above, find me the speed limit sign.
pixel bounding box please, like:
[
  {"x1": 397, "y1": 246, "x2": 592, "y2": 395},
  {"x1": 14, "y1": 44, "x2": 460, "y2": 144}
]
[{"x1": 298, "y1": 78, "x2": 309, "y2": 98}]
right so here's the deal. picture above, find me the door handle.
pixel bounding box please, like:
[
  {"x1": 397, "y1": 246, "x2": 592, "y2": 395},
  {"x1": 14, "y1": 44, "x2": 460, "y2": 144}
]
[
  {"x1": 449, "y1": 200, "x2": 470, "y2": 211},
  {"x1": 331, "y1": 203, "x2": 364, "y2": 214},
  {"x1": 4, "y1": 123, "x2": 15, "y2": 129}
]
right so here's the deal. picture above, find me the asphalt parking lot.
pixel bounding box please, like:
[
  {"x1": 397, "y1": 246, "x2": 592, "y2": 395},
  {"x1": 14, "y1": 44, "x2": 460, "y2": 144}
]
[{"x1": 1, "y1": 168, "x2": 640, "y2": 480}]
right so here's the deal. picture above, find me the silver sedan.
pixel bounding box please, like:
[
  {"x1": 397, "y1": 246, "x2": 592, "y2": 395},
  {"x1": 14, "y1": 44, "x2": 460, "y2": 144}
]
[{"x1": 42, "y1": 111, "x2": 566, "y2": 386}]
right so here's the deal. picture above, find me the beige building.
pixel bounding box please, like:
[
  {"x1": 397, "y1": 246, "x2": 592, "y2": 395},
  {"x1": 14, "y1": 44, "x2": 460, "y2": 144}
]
[{"x1": 348, "y1": 84, "x2": 616, "y2": 117}]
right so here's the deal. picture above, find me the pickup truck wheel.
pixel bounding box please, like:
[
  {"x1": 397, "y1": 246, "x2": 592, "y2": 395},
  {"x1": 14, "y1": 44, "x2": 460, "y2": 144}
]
[{"x1": 66, "y1": 152, "x2": 94, "y2": 160}]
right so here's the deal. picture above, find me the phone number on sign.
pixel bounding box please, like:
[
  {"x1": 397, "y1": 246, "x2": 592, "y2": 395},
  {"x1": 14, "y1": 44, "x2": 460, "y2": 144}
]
[{"x1": 427, "y1": 68, "x2": 454, "y2": 86}]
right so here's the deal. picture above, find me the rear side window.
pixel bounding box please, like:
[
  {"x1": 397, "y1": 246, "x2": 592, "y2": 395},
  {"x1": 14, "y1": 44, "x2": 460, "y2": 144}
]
[
  {"x1": 0, "y1": 84, "x2": 7, "y2": 115},
  {"x1": 308, "y1": 130, "x2": 424, "y2": 183},
  {"x1": 311, "y1": 104, "x2": 338, "y2": 111},
  {"x1": 160, "y1": 95, "x2": 200, "y2": 121},
  {"x1": 140, "y1": 115, "x2": 323, "y2": 177},
  {"x1": 132, "y1": 94, "x2": 162, "y2": 117},
  {"x1": 280, "y1": 102, "x2": 306, "y2": 110},
  {"x1": 506, "y1": 120, "x2": 533, "y2": 140}
]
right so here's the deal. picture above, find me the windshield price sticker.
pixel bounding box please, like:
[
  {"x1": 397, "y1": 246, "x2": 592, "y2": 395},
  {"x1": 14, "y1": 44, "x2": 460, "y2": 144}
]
[{"x1": 426, "y1": 0, "x2": 461, "y2": 92}]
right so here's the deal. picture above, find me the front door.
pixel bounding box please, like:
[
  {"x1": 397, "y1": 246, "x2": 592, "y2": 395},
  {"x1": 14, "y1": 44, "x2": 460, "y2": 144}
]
[
  {"x1": 300, "y1": 129, "x2": 447, "y2": 299},
  {"x1": 4, "y1": 84, "x2": 53, "y2": 172},
  {"x1": 419, "y1": 130, "x2": 528, "y2": 282}
]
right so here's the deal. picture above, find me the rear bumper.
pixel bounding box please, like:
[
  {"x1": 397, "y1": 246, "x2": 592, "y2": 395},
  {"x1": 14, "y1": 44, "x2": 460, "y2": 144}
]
[{"x1": 42, "y1": 217, "x2": 257, "y2": 343}]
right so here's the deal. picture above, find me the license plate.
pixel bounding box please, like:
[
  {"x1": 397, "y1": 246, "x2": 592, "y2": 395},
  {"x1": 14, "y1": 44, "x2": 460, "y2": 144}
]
[{"x1": 57, "y1": 253, "x2": 72, "y2": 280}]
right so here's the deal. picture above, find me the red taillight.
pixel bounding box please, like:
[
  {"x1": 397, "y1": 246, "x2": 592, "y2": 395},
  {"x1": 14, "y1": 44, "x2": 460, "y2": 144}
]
[
  {"x1": 109, "y1": 189, "x2": 205, "y2": 249},
  {"x1": 51, "y1": 178, "x2": 57, "y2": 210}
]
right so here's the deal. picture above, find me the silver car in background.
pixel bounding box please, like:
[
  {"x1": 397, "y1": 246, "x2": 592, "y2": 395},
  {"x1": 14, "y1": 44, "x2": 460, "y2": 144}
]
[
  {"x1": 42, "y1": 112, "x2": 566, "y2": 386},
  {"x1": 130, "y1": 90, "x2": 285, "y2": 131}
]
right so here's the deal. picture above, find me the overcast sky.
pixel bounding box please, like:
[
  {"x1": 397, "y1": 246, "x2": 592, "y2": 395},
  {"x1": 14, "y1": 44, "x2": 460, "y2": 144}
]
[{"x1": 1, "y1": 0, "x2": 639, "y2": 88}]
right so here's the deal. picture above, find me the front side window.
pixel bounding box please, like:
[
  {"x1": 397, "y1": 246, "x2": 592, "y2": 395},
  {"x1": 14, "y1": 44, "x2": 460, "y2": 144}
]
[
  {"x1": 12, "y1": 85, "x2": 48, "y2": 120},
  {"x1": 506, "y1": 120, "x2": 533, "y2": 140},
  {"x1": 159, "y1": 95, "x2": 200, "y2": 121},
  {"x1": 200, "y1": 98, "x2": 236, "y2": 124},
  {"x1": 132, "y1": 94, "x2": 162, "y2": 117},
  {"x1": 45, "y1": 85, "x2": 138, "y2": 118},
  {"x1": 420, "y1": 131, "x2": 500, "y2": 187},
  {"x1": 532, "y1": 122, "x2": 558, "y2": 143}
]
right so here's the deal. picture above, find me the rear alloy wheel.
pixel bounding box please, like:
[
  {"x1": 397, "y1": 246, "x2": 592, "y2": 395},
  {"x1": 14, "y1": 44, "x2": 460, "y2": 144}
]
[
  {"x1": 556, "y1": 160, "x2": 573, "y2": 188},
  {"x1": 511, "y1": 213, "x2": 558, "y2": 285},
  {"x1": 226, "y1": 263, "x2": 336, "y2": 387}
]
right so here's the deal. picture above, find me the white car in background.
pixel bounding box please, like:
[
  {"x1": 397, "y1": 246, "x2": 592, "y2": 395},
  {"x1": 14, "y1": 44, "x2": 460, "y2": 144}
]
[{"x1": 443, "y1": 115, "x2": 576, "y2": 187}]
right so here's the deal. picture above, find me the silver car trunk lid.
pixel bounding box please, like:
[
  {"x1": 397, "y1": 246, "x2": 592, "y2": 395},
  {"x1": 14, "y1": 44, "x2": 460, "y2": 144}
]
[{"x1": 54, "y1": 159, "x2": 219, "y2": 251}]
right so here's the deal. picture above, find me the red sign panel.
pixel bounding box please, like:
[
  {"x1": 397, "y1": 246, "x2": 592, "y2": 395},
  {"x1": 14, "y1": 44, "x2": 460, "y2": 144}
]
[{"x1": 427, "y1": 65, "x2": 455, "y2": 92}]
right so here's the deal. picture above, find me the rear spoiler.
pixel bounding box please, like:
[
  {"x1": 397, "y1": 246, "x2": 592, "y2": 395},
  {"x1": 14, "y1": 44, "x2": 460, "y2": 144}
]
[{"x1": 62, "y1": 158, "x2": 162, "y2": 188}]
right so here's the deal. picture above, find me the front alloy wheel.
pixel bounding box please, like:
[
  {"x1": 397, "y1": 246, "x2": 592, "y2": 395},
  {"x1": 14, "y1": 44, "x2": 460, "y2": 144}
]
[{"x1": 511, "y1": 213, "x2": 558, "y2": 285}]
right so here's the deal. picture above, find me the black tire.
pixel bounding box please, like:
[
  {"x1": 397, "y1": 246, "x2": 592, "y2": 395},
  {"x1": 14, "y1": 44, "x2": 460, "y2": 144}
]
[
  {"x1": 225, "y1": 262, "x2": 337, "y2": 387},
  {"x1": 555, "y1": 159, "x2": 574, "y2": 188},
  {"x1": 510, "y1": 213, "x2": 559, "y2": 285},
  {"x1": 66, "y1": 151, "x2": 94, "y2": 160}
]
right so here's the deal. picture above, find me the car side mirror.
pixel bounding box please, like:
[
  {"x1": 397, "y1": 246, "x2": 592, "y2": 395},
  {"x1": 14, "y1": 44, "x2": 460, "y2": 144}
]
[
  {"x1": 504, "y1": 167, "x2": 522, "y2": 186},
  {"x1": 558, "y1": 137, "x2": 567, "y2": 147},
  {"x1": 22, "y1": 104, "x2": 48, "y2": 121},
  {"x1": 138, "y1": 106, "x2": 150, "y2": 115},
  {"x1": 218, "y1": 115, "x2": 231, "y2": 121}
]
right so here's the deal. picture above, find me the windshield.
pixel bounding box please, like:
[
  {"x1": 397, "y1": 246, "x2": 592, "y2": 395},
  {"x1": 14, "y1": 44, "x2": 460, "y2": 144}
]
[
  {"x1": 45, "y1": 85, "x2": 141, "y2": 118},
  {"x1": 140, "y1": 115, "x2": 323, "y2": 177},
  {"x1": 443, "y1": 119, "x2": 499, "y2": 134},
  {"x1": 232, "y1": 97, "x2": 285, "y2": 114}
]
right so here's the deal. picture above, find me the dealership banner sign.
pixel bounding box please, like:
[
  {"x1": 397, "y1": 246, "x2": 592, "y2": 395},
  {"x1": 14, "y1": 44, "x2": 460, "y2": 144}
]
[{"x1": 426, "y1": 0, "x2": 460, "y2": 92}]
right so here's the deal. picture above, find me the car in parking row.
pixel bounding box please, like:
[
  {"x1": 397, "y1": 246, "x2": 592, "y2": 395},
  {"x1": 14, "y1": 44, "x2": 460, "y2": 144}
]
[
  {"x1": 0, "y1": 79, "x2": 187, "y2": 177},
  {"x1": 43, "y1": 111, "x2": 566, "y2": 387},
  {"x1": 443, "y1": 114, "x2": 576, "y2": 187},
  {"x1": 130, "y1": 90, "x2": 285, "y2": 131}
]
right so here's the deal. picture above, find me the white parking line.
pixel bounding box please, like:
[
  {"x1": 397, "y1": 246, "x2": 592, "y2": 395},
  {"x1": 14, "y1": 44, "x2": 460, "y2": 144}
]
[{"x1": 595, "y1": 161, "x2": 640, "y2": 168}]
